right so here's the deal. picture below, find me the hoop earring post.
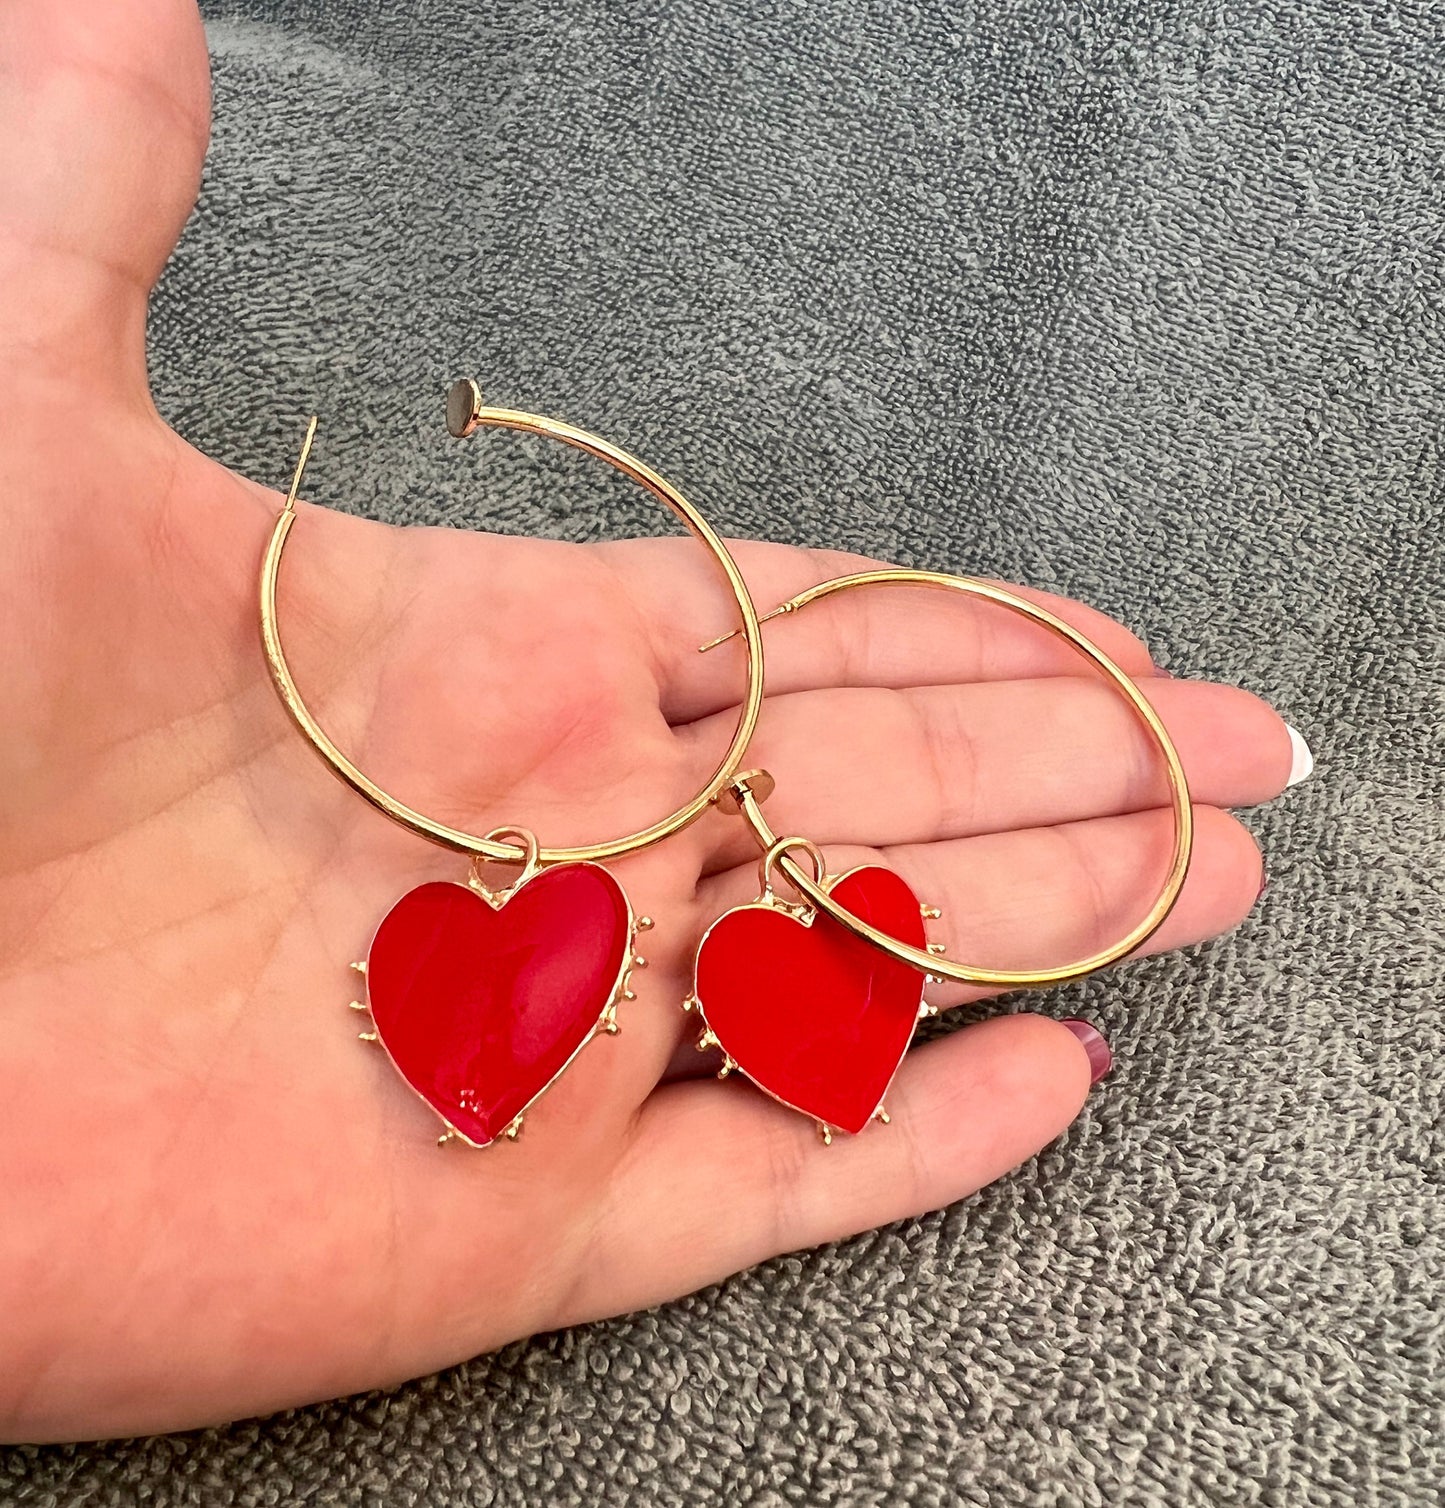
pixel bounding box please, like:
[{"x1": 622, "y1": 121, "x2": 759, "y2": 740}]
[
  {"x1": 709, "y1": 571, "x2": 1194, "y2": 988},
  {"x1": 259, "y1": 390, "x2": 767, "y2": 866}
]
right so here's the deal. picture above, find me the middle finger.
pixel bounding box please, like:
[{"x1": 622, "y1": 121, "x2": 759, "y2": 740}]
[{"x1": 680, "y1": 674, "x2": 1292, "y2": 875}]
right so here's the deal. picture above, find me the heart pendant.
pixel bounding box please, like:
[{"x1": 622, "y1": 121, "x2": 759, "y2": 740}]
[
  {"x1": 356, "y1": 859, "x2": 640, "y2": 1146},
  {"x1": 691, "y1": 865, "x2": 930, "y2": 1138}
]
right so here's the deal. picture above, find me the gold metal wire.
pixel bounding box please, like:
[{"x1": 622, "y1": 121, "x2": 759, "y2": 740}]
[
  {"x1": 259, "y1": 386, "x2": 765, "y2": 865},
  {"x1": 710, "y1": 570, "x2": 1194, "y2": 988}
]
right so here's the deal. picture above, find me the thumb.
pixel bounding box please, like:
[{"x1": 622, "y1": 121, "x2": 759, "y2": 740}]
[{"x1": 0, "y1": 0, "x2": 211, "y2": 400}]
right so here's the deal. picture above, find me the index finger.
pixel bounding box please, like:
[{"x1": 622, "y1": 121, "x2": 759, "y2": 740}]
[{"x1": 597, "y1": 537, "x2": 1160, "y2": 723}]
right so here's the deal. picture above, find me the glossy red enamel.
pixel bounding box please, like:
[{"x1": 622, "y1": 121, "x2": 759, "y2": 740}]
[
  {"x1": 365, "y1": 865, "x2": 630, "y2": 1145},
  {"x1": 695, "y1": 866, "x2": 927, "y2": 1135}
]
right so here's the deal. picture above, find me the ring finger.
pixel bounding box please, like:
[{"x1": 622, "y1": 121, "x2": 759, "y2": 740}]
[{"x1": 662, "y1": 802, "x2": 1261, "y2": 1080}]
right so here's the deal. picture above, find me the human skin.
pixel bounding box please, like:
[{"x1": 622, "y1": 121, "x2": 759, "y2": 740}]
[{"x1": 0, "y1": 0, "x2": 1292, "y2": 1442}]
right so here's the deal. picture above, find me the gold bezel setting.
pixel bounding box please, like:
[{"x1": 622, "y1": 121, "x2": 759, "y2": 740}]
[
  {"x1": 353, "y1": 860, "x2": 649, "y2": 1148},
  {"x1": 689, "y1": 862, "x2": 931, "y2": 1143}
]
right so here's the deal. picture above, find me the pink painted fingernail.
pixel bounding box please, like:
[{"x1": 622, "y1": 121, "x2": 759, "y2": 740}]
[{"x1": 1060, "y1": 1019, "x2": 1112, "y2": 1085}]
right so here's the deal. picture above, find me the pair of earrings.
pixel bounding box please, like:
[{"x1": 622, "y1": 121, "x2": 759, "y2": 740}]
[{"x1": 260, "y1": 381, "x2": 1192, "y2": 1148}]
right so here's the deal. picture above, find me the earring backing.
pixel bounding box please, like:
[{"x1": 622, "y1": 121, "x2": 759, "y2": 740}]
[
  {"x1": 687, "y1": 568, "x2": 1194, "y2": 1142},
  {"x1": 259, "y1": 381, "x2": 767, "y2": 1148}
]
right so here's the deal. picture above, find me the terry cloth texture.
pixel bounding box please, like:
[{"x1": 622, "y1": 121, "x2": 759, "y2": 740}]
[{"x1": 4, "y1": 1, "x2": 1441, "y2": 1503}]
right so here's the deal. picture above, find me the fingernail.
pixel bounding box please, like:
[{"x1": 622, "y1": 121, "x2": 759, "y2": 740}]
[
  {"x1": 1286, "y1": 724, "x2": 1314, "y2": 787},
  {"x1": 1257, "y1": 866, "x2": 1268, "y2": 902},
  {"x1": 1060, "y1": 1019, "x2": 1112, "y2": 1085},
  {"x1": 1155, "y1": 666, "x2": 1173, "y2": 678}
]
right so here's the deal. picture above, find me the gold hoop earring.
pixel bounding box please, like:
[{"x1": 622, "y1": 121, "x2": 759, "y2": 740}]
[
  {"x1": 259, "y1": 381, "x2": 765, "y2": 1148},
  {"x1": 686, "y1": 569, "x2": 1193, "y2": 1142}
]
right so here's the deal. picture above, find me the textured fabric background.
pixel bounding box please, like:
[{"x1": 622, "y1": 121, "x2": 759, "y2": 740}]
[{"x1": 4, "y1": 1, "x2": 1441, "y2": 1503}]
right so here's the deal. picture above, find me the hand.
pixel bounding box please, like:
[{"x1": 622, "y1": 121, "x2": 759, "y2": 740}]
[{"x1": 0, "y1": 0, "x2": 1292, "y2": 1442}]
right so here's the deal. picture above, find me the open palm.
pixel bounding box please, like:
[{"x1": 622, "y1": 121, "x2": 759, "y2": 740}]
[{"x1": 0, "y1": 0, "x2": 1294, "y2": 1442}]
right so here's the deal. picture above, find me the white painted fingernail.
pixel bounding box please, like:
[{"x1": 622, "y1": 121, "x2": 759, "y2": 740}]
[{"x1": 1286, "y1": 724, "x2": 1314, "y2": 787}]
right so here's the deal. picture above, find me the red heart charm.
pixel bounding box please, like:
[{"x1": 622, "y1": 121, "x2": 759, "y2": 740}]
[
  {"x1": 365, "y1": 864, "x2": 632, "y2": 1145},
  {"x1": 694, "y1": 866, "x2": 928, "y2": 1135}
]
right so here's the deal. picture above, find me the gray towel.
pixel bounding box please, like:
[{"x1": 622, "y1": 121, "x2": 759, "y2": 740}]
[{"x1": 6, "y1": 1, "x2": 1441, "y2": 1503}]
